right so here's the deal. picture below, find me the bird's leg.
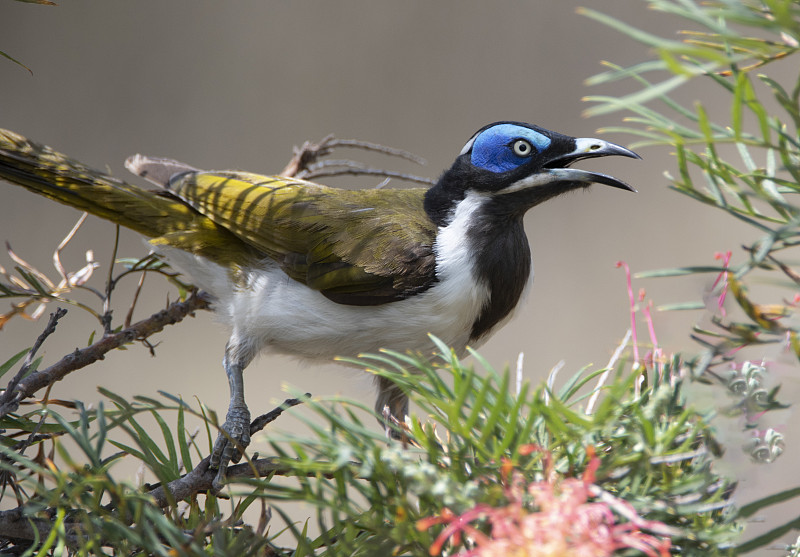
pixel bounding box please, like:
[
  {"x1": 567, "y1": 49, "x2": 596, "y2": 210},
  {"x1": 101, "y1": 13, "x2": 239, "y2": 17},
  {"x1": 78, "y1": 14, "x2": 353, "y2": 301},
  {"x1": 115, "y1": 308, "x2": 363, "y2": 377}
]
[
  {"x1": 210, "y1": 343, "x2": 253, "y2": 491},
  {"x1": 374, "y1": 376, "x2": 409, "y2": 440}
]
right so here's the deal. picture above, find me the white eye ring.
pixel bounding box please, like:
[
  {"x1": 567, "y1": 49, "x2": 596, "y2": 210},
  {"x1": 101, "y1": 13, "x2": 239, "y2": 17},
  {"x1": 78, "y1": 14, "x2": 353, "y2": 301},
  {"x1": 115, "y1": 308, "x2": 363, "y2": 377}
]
[{"x1": 512, "y1": 139, "x2": 533, "y2": 157}]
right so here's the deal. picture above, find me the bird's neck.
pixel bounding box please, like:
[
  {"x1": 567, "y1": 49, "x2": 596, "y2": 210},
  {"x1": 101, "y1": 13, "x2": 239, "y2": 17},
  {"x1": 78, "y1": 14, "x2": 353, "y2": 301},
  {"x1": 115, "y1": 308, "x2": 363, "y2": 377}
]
[
  {"x1": 424, "y1": 178, "x2": 464, "y2": 228},
  {"x1": 427, "y1": 185, "x2": 532, "y2": 343},
  {"x1": 464, "y1": 201, "x2": 531, "y2": 340}
]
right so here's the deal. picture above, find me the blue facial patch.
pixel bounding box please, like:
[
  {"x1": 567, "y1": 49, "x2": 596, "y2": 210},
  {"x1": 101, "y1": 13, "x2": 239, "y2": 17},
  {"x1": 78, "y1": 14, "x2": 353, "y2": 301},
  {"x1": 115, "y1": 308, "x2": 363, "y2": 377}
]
[{"x1": 470, "y1": 124, "x2": 551, "y2": 173}]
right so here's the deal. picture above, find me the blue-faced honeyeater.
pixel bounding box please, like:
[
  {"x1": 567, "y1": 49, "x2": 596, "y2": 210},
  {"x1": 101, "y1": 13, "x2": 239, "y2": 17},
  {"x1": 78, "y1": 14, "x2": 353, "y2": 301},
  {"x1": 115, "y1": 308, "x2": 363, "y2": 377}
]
[{"x1": 0, "y1": 122, "x2": 638, "y2": 488}]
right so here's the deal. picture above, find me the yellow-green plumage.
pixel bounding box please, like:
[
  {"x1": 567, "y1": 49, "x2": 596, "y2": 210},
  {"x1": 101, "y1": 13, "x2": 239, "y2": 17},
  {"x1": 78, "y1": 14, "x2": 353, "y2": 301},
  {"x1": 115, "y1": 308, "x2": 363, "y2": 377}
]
[
  {"x1": 0, "y1": 129, "x2": 243, "y2": 262},
  {"x1": 170, "y1": 172, "x2": 436, "y2": 302},
  {"x1": 0, "y1": 129, "x2": 437, "y2": 305},
  {"x1": 0, "y1": 123, "x2": 641, "y2": 491}
]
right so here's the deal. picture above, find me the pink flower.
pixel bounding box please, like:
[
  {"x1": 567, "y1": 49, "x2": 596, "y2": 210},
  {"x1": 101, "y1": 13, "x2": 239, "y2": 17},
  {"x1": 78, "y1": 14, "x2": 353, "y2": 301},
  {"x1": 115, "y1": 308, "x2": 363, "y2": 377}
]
[
  {"x1": 713, "y1": 251, "x2": 732, "y2": 316},
  {"x1": 418, "y1": 449, "x2": 671, "y2": 557}
]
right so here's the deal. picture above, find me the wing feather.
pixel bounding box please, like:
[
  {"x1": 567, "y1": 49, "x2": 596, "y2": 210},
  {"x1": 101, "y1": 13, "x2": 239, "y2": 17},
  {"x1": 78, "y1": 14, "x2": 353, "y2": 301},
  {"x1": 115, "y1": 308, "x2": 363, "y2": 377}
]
[{"x1": 167, "y1": 171, "x2": 437, "y2": 305}]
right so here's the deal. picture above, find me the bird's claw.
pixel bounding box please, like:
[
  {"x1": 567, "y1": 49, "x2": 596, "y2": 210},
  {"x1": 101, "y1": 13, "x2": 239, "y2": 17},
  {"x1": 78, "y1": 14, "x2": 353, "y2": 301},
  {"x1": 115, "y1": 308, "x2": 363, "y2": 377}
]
[{"x1": 210, "y1": 406, "x2": 251, "y2": 491}]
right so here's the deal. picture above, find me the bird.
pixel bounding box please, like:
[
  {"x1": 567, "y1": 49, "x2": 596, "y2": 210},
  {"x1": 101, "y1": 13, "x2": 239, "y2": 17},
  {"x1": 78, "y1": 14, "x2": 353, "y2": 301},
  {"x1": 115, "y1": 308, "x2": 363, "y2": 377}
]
[{"x1": 0, "y1": 122, "x2": 639, "y2": 488}]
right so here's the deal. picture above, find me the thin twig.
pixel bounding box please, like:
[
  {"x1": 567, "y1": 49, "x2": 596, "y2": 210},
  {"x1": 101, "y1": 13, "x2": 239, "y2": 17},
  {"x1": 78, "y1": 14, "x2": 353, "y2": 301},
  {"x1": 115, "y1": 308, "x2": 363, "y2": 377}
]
[
  {"x1": 280, "y1": 135, "x2": 431, "y2": 185},
  {"x1": 0, "y1": 385, "x2": 59, "y2": 505},
  {"x1": 767, "y1": 253, "x2": 800, "y2": 285},
  {"x1": 147, "y1": 457, "x2": 288, "y2": 508},
  {"x1": 109, "y1": 254, "x2": 179, "y2": 293},
  {"x1": 53, "y1": 212, "x2": 89, "y2": 285},
  {"x1": 586, "y1": 329, "x2": 633, "y2": 415},
  {"x1": 249, "y1": 394, "x2": 309, "y2": 434},
  {"x1": 0, "y1": 292, "x2": 211, "y2": 418},
  {"x1": 124, "y1": 270, "x2": 147, "y2": 329},
  {"x1": 326, "y1": 138, "x2": 427, "y2": 165},
  {"x1": 0, "y1": 308, "x2": 67, "y2": 410},
  {"x1": 5, "y1": 242, "x2": 55, "y2": 290},
  {"x1": 0, "y1": 508, "x2": 80, "y2": 545},
  {"x1": 101, "y1": 225, "x2": 122, "y2": 335},
  {"x1": 299, "y1": 165, "x2": 435, "y2": 186}
]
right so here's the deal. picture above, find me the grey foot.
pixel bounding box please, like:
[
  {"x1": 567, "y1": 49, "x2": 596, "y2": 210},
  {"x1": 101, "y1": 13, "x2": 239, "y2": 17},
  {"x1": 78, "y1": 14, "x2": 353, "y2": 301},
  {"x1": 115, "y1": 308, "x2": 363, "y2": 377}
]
[{"x1": 210, "y1": 405, "x2": 251, "y2": 491}]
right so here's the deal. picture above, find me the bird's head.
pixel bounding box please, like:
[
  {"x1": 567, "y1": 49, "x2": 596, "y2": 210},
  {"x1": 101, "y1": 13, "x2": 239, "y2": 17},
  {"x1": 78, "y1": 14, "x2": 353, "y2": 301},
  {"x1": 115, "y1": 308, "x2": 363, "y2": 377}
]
[{"x1": 425, "y1": 121, "x2": 640, "y2": 225}]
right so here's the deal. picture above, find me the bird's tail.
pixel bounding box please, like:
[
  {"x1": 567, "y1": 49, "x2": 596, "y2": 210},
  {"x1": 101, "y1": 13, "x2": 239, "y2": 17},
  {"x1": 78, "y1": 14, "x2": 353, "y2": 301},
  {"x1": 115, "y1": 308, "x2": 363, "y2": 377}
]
[{"x1": 0, "y1": 128, "x2": 200, "y2": 239}]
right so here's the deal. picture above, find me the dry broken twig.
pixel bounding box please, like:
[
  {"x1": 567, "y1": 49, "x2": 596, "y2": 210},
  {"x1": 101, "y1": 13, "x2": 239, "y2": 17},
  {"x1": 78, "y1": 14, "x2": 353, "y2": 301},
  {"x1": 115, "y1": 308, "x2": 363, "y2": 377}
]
[
  {"x1": 0, "y1": 291, "x2": 210, "y2": 418},
  {"x1": 281, "y1": 134, "x2": 435, "y2": 185}
]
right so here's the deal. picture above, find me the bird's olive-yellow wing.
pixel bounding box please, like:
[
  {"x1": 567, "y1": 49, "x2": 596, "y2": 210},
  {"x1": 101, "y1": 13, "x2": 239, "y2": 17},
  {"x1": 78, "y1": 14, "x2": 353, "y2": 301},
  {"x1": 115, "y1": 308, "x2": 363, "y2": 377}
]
[
  {"x1": 0, "y1": 129, "x2": 437, "y2": 305},
  {"x1": 165, "y1": 171, "x2": 437, "y2": 305},
  {"x1": 0, "y1": 129, "x2": 253, "y2": 268}
]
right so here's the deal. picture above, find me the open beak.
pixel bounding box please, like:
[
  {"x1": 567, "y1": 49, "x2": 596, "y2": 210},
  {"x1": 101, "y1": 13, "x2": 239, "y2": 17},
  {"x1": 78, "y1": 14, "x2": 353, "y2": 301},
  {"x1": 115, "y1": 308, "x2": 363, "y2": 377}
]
[{"x1": 543, "y1": 138, "x2": 640, "y2": 192}]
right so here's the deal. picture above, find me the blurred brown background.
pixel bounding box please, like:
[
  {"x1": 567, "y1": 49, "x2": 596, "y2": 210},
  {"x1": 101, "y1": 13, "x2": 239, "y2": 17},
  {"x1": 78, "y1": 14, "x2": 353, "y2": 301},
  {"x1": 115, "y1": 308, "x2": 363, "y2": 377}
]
[{"x1": 0, "y1": 0, "x2": 796, "y2": 547}]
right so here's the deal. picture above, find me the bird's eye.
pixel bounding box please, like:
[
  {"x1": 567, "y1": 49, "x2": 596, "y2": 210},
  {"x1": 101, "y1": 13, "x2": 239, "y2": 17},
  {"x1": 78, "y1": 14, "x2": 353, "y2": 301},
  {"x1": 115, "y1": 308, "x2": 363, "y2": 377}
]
[{"x1": 512, "y1": 139, "x2": 533, "y2": 157}]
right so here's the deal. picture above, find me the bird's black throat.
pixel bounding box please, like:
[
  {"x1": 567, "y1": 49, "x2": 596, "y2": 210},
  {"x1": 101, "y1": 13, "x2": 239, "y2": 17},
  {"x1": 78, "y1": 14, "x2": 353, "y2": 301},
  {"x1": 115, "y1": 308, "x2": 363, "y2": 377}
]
[
  {"x1": 424, "y1": 162, "x2": 535, "y2": 341},
  {"x1": 466, "y1": 206, "x2": 531, "y2": 341}
]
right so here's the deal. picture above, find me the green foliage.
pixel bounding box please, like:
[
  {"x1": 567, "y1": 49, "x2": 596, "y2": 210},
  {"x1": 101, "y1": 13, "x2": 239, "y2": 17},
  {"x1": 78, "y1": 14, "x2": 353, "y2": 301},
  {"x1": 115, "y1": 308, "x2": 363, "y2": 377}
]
[
  {"x1": 243, "y1": 347, "x2": 737, "y2": 555},
  {"x1": 0, "y1": 387, "x2": 272, "y2": 555},
  {"x1": 0, "y1": 343, "x2": 740, "y2": 555},
  {"x1": 584, "y1": 1, "x2": 800, "y2": 361},
  {"x1": 2, "y1": 1, "x2": 800, "y2": 554},
  {"x1": 582, "y1": 0, "x2": 800, "y2": 553}
]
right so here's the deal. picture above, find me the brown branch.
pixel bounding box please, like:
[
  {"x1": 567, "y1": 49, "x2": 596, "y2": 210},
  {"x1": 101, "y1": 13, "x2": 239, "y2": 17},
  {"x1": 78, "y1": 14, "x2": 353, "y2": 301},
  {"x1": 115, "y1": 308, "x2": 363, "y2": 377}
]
[
  {"x1": 148, "y1": 456, "x2": 285, "y2": 507},
  {"x1": 0, "y1": 291, "x2": 211, "y2": 418},
  {"x1": 0, "y1": 508, "x2": 81, "y2": 546},
  {"x1": 0, "y1": 460, "x2": 281, "y2": 544},
  {"x1": 248, "y1": 393, "x2": 308, "y2": 434},
  {"x1": 324, "y1": 137, "x2": 427, "y2": 165},
  {"x1": 148, "y1": 394, "x2": 309, "y2": 507},
  {"x1": 0, "y1": 363, "x2": 305, "y2": 549},
  {"x1": 280, "y1": 135, "x2": 333, "y2": 177},
  {"x1": 280, "y1": 135, "x2": 434, "y2": 185},
  {"x1": 300, "y1": 160, "x2": 435, "y2": 186},
  {"x1": 768, "y1": 253, "x2": 800, "y2": 286},
  {"x1": 2, "y1": 307, "x2": 66, "y2": 406}
]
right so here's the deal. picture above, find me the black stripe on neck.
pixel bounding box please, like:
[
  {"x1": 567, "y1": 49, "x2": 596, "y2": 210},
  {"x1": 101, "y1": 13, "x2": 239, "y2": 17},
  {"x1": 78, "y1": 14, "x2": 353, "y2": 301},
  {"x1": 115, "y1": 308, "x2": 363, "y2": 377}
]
[{"x1": 467, "y1": 211, "x2": 531, "y2": 341}]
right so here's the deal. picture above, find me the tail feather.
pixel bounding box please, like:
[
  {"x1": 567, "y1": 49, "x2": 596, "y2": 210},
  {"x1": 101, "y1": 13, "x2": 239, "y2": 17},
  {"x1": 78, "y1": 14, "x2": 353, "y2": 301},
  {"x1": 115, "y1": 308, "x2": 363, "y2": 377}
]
[
  {"x1": 0, "y1": 128, "x2": 196, "y2": 239},
  {"x1": 0, "y1": 128, "x2": 255, "y2": 267}
]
